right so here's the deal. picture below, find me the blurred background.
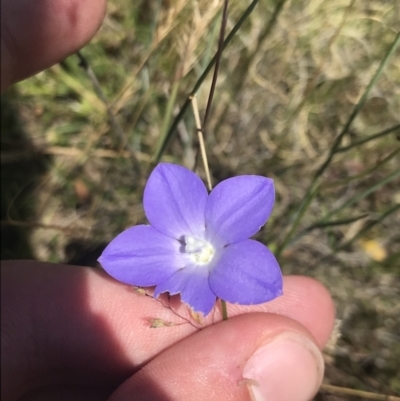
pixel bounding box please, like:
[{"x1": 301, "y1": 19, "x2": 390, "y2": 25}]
[{"x1": 1, "y1": 0, "x2": 399, "y2": 398}]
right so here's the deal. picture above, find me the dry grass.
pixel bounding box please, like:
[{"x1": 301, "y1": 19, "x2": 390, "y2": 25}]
[{"x1": 1, "y1": 0, "x2": 399, "y2": 397}]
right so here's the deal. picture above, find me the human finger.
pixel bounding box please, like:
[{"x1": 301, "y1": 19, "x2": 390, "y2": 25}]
[
  {"x1": 1, "y1": 0, "x2": 107, "y2": 90},
  {"x1": 1, "y1": 261, "x2": 334, "y2": 399},
  {"x1": 109, "y1": 313, "x2": 325, "y2": 401}
]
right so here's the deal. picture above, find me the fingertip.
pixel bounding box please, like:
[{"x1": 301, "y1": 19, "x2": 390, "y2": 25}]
[
  {"x1": 243, "y1": 329, "x2": 324, "y2": 401},
  {"x1": 224, "y1": 275, "x2": 335, "y2": 349},
  {"x1": 280, "y1": 276, "x2": 336, "y2": 348},
  {"x1": 1, "y1": 0, "x2": 107, "y2": 90}
]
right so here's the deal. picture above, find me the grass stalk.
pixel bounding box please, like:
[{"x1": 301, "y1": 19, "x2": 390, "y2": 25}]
[
  {"x1": 321, "y1": 148, "x2": 400, "y2": 190},
  {"x1": 336, "y1": 124, "x2": 400, "y2": 153},
  {"x1": 320, "y1": 384, "x2": 400, "y2": 400},
  {"x1": 295, "y1": 213, "x2": 369, "y2": 239},
  {"x1": 190, "y1": 0, "x2": 229, "y2": 319},
  {"x1": 338, "y1": 203, "x2": 400, "y2": 251},
  {"x1": 323, "y1": 168, "x2": 400, "y2": 222},
  {"x1": 191, "y1": 95, "x2": 227, "y2": 320},
  {"x1": 191, "y1": 96, "x2": 212, "y2": 190}
]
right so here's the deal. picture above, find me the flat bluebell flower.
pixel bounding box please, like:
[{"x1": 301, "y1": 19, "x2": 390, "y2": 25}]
[{"x1": 99, "y1": 163, "x2": 283, "y2": 316}]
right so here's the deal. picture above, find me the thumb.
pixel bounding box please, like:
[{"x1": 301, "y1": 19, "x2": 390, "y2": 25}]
[{"x1": 108, "y1": 313, "x2": 324, "y2": 401}]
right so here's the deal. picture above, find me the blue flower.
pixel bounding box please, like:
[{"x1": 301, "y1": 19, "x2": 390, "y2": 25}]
[{"x1": 99, "y1": 163, "x2": 283, "y2": 316}]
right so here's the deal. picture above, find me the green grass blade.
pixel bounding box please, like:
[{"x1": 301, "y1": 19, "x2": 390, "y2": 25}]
[
  {"x1": 324, "y1": 168, "x2": 400, "y2": 221},
  {"x1": 338, "y1": 203, "x2": 400, "y2": 250},
  {"x1": 321, "y1": 148, "x2": 400, "y2": 190},
  {"x1": 336, "y1": 124, "x2": 400, "y2": 153},
  {"x1": 289, "y1": 213, "x2": 369, "y2": 246}
]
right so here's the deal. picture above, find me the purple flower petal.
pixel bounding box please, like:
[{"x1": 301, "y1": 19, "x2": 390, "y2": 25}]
[
  {"x1": 144, "y1": 163, "x2": 208, "y2": 239},
  {"x1": 98, "y1": 225, "x2": 185, "y2": 286},
  {"x1": 154, "y1": 265, "x2": 217, "y2": 315},
  {"x1": 209, "y1": 239, "x2": 282, "y2": 305},
  {"x1": 205, "y1": 175, "x2": 275, "y2": 245}
]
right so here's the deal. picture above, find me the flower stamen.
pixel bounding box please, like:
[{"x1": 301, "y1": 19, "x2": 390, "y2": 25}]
[{"x1": 184, "y1": 235, "x2": 215, "y2": 265}]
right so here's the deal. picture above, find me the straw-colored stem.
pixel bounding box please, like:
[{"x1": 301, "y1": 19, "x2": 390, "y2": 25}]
[
  {"x1": 320, "y1": 384, "x2": 400, "y2": 401},
  {"x1": 190, "y1": 95, "x2": 228, "y2": 320},
  {"x1": 221, "y1": 299, "x2": 228, "y2": 321},
  {"x1": 190, "y1": 96, "x2": 212, "y2": 191}
]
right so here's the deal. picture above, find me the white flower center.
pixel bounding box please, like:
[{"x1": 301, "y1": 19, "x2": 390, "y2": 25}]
[{"x1": 184, "y1": 235, "x2": 215, "y2": 265}]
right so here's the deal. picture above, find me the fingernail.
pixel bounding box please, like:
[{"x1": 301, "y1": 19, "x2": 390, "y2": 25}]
[{"x1": 243, "y1": 333, "x2": 324, "y2": 401}]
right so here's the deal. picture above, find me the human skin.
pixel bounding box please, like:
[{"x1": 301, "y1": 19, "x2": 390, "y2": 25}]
[
  {"x1": 0, "y1": 1, "x2": 335, "y2": 400},
  {"x1": 1, "y1": 0, "x2": 107, "y2": 90},
  {"x1": 1, "y1": 261, "x2": 335, "y2": 400}
]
